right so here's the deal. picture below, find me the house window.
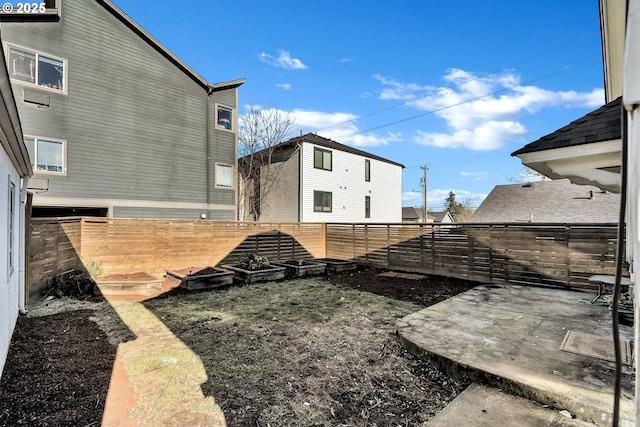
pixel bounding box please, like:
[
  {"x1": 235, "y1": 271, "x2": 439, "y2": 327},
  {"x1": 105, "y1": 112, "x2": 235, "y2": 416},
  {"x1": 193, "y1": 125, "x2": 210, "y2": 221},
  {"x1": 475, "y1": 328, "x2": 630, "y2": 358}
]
[
  {"x1": 314, "y1": 148, "x2": 332, "y2": 171},
  {"x1": 8, "y1": 178, "x2": 15, "y2": 276},
  {"x1": 217, "y1": 106, "x2": 233, "y2": 130},
  {"x1": 8, "y1": 45, "x2": 65, "y2": 92},
  {"x1": 314, "y1": 191, "x2": 332, "y2": 212},
  {"x1": 215, "y1": 163, "x2": 233, "y2": 189},
  {"x1": 365, "y1": 159, "x2": 370, "y2": 182},
  {"x1": 365, "y1": 195, "x2": 371, "y2": 218},
  {"x1": 24, "y1": 136, "x2": 65, "y2": 174}
]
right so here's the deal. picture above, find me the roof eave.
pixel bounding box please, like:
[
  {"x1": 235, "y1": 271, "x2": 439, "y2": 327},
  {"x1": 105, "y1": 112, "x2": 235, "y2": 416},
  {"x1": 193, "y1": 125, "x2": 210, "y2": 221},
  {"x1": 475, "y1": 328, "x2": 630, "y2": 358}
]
[{"x1": 97, "y1": 0, "x2": 211, "y2": 90}]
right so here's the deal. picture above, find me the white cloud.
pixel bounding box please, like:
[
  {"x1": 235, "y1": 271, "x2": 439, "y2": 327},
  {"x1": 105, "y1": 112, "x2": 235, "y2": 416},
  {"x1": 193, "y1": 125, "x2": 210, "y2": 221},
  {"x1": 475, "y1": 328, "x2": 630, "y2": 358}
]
[
  {"x1": 402, "y1": 190, "x2": 421, "y2": 204},
  {"x1": 376, "y1": 68, "x2": 605, "y2": 151},
  {"x1": 288, "y1": 109, "x2": 396, "y2": 147},
  {"x1": 259, "y1": 50, "x2": 308, "y2": 70},
  {"x1": 339, "y1": 57, "x2": 353, "y2": 63},
  {"x1": 414, "y1": 120, "x2": 528, "y2": 151},
  {"x1": 374, "y1": 74, "x2": 434, "y2": 101},
  {"x1": 460, "y1": 171, "x2": 489, "y2": 181},
  {"x1": 276, "y1": 83, "x2": 292, "y2": 90}
]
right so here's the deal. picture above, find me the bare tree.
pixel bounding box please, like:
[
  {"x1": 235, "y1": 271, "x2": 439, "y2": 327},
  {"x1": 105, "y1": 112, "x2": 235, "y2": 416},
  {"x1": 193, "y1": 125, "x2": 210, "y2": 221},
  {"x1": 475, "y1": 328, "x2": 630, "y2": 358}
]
[{"x1": 237, "y1": 105, "x2": 295, "y2": 221}]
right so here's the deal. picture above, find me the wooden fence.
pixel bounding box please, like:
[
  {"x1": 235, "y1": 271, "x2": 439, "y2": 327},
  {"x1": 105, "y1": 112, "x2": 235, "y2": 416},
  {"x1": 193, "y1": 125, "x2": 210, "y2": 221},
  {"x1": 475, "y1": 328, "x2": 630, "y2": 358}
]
[
  {"x1": 28, "y1": 218, "x2": 626, "y2": 299},
  {"x1": 325, "y1": 222, "x2": 625, "y2": 291},
  {"x1": 28, "y1": 218, "x2": 325, "y2": 299}
]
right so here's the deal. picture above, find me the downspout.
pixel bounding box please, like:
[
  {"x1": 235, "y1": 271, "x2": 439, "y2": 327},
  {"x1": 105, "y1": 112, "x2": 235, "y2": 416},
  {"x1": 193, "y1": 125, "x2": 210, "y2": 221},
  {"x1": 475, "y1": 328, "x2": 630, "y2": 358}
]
[
  {"x1": 18, "y1": 176, "x2": 29, "y2": 314},
  {"x1": 206, "y1": 87, "x2": 212, "y2": 219},
  {"x1": 298, "y1": 141, "x2": 302, "y2": 222}
]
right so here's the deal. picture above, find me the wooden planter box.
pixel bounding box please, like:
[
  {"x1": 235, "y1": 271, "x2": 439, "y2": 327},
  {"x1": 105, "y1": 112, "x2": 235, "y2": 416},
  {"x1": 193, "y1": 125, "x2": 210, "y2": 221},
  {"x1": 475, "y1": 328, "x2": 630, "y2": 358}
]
[
  {"x1": 272, "y1": 259, "x2": 326, "y2": 278},
  {"x1": 95, "y1": 272, "x2": 163, "y2": 296},
  {"x1": 221, "y1": 263, "x2": 286, "y2": 284},
  {"x1": 314, "y1": 258, "x2": 357, "y2": 272},
  {"x1": 166, "y1": 266, "x2": 234, "y2": 290}
]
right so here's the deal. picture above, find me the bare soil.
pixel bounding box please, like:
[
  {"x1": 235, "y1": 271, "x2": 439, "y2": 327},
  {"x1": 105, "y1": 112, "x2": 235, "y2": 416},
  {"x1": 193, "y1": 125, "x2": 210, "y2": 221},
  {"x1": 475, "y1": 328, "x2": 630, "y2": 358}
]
[{"x1": 0, "y1": 266, "x2": 478, "y2": 426}]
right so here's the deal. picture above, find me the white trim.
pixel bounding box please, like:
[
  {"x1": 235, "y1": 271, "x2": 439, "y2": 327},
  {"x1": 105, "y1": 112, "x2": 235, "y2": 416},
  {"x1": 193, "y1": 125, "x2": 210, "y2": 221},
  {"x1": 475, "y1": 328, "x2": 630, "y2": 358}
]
[
  {"x1": 516, "y1": 139, "x2": 621, "y2": 164},
  {"x1": 214, "y1": 162, "x2": 234, "y2": 190},
  {"x1": 215, "y1": 103, "x2": 236, "y2": 132},
  {"x1": 4, "y1": 42, "x2": 68, "y2": 95},
  {"x1": 24, "y1": 135, "x2": 67, "y2": 176}
]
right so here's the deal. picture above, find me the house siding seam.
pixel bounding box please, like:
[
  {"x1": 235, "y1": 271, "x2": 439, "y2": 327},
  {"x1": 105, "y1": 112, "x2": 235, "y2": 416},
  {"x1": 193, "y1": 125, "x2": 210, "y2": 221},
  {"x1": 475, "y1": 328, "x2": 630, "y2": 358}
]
[
  {"x1": 300, "y1": 142, "x2": 402, "y2": 222},
  {"x1": 1, "y1": 0, "x2": 240, "y2": 220}
]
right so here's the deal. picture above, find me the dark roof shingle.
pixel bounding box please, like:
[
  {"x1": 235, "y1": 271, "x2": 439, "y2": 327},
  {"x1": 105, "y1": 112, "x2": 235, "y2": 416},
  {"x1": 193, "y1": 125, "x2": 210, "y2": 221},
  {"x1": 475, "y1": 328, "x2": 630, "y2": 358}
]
[
  {"x1": 281, "y1": 133, "x2": 405, "y2": 168},
  {"x1": 470, "y1": 179, "x2": 620, "y2": 223},
  {"x1": 511, "y1": 97, "x2": 622, "y2": 156}
]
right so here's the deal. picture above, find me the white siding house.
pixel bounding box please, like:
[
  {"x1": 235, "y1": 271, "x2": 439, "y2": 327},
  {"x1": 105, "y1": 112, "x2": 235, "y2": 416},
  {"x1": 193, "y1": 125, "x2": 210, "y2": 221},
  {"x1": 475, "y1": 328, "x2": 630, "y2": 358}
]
[
  {"x1": 0, "y1": 42, "x2": 32, "y2": 378},
  {"x1": 241, "y1": 133, "x2": 404, "y2": 223},
  {"x1": 300, "y1": 140, "x2": 402, "y2": 222}
]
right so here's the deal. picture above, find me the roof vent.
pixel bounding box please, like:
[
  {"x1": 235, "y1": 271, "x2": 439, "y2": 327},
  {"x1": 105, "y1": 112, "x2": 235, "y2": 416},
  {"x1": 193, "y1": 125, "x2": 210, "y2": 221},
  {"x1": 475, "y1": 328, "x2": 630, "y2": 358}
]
[{"x1": 522, "y1": 182, "x2": 533, "y2": 187}]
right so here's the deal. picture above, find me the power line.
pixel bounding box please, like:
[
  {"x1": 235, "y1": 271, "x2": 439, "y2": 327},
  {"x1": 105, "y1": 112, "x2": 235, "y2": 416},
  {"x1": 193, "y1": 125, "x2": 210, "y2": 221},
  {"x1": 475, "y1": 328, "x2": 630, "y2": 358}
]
[
  {"x1": 330, "y1": 58, "x2": 599, "y2": 142},
  {"x1": 311, "y1": 37, "x2": 596, "y2": 136}
]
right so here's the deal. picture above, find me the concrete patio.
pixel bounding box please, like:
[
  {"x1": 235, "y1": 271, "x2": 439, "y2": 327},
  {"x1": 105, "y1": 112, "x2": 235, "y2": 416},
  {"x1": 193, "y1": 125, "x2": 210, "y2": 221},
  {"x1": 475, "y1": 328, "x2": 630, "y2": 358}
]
[{"x1": 396, "y1": 284, "x2": 635, "y2": 426}]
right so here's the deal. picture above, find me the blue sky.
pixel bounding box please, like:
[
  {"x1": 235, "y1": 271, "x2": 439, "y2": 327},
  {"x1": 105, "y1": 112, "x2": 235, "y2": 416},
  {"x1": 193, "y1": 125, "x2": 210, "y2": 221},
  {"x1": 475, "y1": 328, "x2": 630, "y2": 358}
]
[{"x1": 112, "y1": 0, "x2": 604, "y2": 211}]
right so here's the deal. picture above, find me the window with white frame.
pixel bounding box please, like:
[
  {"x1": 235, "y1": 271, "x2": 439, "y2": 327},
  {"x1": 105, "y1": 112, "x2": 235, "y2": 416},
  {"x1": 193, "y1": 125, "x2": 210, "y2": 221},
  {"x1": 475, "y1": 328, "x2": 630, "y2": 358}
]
[
  {"x1": 8, "y1": 178, "x2": 15, "y2": 276},
  {"x1": 314, "y1": 148, "x2": 332, "y2": 171},
  {"x1": 365, "y1": 159, "x2": 370, "y2": 182},
  {"x1": 24, "y1": 136, "x2": 65, "y2": 174},
  {"x1": 8, "y1": 45, "x2": 66, "y2": 92},
  {"x1": 217, "y1": 106, "x2": 233, "y2": 130},
  {"x1": 314, "y1": 190, "x2": 332, "y2": 212},
  {"x1": 215, "y1": 163, "x2": 233, "y2": 189}
]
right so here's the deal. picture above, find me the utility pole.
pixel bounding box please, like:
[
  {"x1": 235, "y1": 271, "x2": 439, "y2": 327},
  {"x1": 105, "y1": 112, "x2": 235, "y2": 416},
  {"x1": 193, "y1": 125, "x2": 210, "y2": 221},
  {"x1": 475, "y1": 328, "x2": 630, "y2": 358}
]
[{"x1": 420, "y1": 165, "x2": 428, "y2": 223}]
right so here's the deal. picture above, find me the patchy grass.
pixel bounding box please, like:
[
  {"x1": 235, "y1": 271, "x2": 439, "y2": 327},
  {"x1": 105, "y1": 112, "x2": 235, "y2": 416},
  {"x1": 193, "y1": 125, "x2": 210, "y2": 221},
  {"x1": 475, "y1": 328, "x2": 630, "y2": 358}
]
[{"x1": 143, "y1": 279, "x2": 468, "y2": 426}]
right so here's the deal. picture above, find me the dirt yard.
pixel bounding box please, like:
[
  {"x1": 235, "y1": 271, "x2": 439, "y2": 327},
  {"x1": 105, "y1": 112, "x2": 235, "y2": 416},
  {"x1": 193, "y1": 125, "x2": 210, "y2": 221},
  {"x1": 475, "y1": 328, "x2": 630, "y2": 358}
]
[{"x1": 0, "y1": 266, "x2": 478, "y2": 426}]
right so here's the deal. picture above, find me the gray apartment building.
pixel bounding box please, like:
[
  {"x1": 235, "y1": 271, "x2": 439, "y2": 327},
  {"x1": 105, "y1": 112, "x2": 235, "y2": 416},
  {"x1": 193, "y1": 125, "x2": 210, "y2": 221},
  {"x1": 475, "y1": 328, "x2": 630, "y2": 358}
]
[{"x1": 1, "y1": 0, "x2": 244, "y2": 219}]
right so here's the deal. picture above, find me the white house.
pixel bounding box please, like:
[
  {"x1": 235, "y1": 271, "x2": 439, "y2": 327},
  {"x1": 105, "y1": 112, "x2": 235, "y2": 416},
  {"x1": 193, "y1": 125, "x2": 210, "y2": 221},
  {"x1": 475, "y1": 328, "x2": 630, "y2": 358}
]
[
  {"x1": 0, "y1": 41, "x2": 32, "y2": 378},
  {"x1": 240, "y1": 133, "x2": 404, "y2": 223}
]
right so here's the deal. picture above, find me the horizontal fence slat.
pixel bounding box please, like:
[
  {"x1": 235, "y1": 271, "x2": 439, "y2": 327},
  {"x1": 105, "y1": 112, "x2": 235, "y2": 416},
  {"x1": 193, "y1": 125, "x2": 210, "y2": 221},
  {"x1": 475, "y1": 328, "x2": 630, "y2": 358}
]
[{"x1": 29, "y1": 219, "x2": 627, "y2": 300}]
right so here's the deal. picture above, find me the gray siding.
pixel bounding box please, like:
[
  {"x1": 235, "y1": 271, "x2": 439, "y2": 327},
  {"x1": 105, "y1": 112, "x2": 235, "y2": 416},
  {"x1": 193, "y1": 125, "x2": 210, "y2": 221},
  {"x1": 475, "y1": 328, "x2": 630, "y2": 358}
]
[
  {"x1": 208, "y1": 210, "x2": 235, "y2": 221},
  {"x1": 113, "y1": 206, "x2": 205, "y2": 220},
  {"x1": 2, "y1": 1, "x2": 239, "y2": 219},
  {"x1": 260, "y1": 148, "x2": 300, "y2": 222}
]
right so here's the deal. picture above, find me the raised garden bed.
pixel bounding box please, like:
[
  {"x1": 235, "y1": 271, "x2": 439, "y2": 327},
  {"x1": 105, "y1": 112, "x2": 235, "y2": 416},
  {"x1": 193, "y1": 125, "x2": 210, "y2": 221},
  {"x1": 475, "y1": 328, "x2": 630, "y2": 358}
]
[
  {"x1": 271, "y1": 259, "x2": 326, "y2": 278},
  {"x1": 165, "y1": 266, "x2": 234, "y2": 290},
  {"x1": 94, "y1": 272, "x2": 163, "y2": 296},
  {"x1": 221, "y1": 263, "x2": 286, "y2": 284},
  {"x1": 314, "y1": 258, "x2": 357, "y2": 272}
]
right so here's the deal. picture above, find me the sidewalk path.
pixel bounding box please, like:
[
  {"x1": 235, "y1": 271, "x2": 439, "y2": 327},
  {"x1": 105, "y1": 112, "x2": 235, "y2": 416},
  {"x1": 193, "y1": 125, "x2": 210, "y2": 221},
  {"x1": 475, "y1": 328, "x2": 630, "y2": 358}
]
[{"x1": 101, "y1": 290, "x2": 226, "y2": 427}]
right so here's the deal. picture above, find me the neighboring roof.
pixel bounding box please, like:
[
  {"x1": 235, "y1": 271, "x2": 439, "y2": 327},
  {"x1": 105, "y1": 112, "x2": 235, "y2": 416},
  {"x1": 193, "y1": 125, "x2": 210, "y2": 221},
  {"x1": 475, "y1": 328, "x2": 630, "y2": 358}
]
[
  {"x1": 282, "y1": 133, "x2": 405, "y2": 168},
  {"x1": 98, "y1": 0, "x2": 245, "y2": 92},
  {"x1": 511, "y1": 97, "x2": 622, "y2": 156},
  {"x1": 469, "y1": 179, "x2": 620, "y2": 223},
  {"x1": 402, "y1": 207, "x2": 421, "y2": 220},
  {"x1": 428, "y1": 211, "x2": 451, "y2": 222}
]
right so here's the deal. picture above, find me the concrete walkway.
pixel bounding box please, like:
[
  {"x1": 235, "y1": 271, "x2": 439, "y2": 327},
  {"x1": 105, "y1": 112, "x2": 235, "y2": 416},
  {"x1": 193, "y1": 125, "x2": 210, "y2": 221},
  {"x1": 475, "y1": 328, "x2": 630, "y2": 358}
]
[
  {"x1": 101, "y1": 284, "x2": 227, "y2": 427},
  {"x1": 397, "y1": 284, "x2": 635, "y2": 427}
]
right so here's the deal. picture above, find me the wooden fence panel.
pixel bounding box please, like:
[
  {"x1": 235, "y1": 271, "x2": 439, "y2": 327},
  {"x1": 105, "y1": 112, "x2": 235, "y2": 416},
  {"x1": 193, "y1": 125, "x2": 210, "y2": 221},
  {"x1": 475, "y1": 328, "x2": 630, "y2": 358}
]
[
  {"x1": 28, "y1": 218, "x2": 625, "y2": 298},
  {"x1": 326, "y1": 223, "x2": 626, "y2": 291},
  {"x1": 28, "y1": 218, "x2": 82, "y2": 298},
  {"x1": 28, "y1": 218, "x2": 325, "y2": 298}
]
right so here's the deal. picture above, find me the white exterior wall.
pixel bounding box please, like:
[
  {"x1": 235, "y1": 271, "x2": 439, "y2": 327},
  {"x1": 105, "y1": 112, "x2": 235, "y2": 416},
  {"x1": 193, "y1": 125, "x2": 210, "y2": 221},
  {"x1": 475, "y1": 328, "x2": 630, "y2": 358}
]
[
  {"x1": 0, "y1": 147, "x2": 20, "y2": 379},
  {"x1": 300, "y1": 142, "x2": 402, "y2": 222}
]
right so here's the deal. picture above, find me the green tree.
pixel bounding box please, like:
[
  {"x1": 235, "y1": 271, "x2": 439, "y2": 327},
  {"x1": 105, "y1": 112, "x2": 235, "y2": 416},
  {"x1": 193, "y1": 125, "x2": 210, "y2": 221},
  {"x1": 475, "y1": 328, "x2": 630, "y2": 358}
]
[{"x1": 443, "y1": 191, "x2": 473, "y2": 222}]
